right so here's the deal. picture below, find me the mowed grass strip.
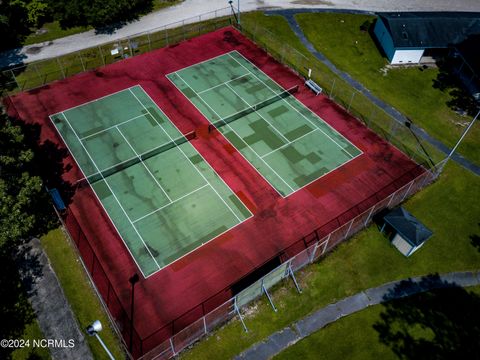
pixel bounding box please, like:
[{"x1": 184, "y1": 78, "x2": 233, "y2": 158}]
[
  {"x1": 181, "y1": 161, "x2": 480, "y2": 360},
  {"x1": 294, "y1": 13, "x2": 479, "y2": 165},
  {"x1": 40, "y1": 229, "x2": 125, "y2": 360},
  {"x1": 274, "y1": 285, "x2": 480, "y2": 360}
]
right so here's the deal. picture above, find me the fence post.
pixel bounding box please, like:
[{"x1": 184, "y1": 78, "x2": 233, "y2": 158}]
[
  {"x1": 165, "y1": 28, "x2": 169, "y2": 46},
  {"x1": 309, "y1": 242, "x2": 319, "y2": 262},
  {"x1": 343, "y1": 218, "x2": 355, "y2": 239},
  {"x1": 128, "y1": 39, "x2": 133, "y2": 57},
  {"x1": 203, "y1": 316, "x2": 207, "y2": 334},
  {"x1": 182, "y1": 20, "x2": 186, "y2": 40},
  {"x1": 56, "y1": 58, "x2": 66, "y2": 79},
  {"x1": 321, "y1": 233, "x2": 331, "y2": 255},
  {"x1": 33, "y1": 63, "x2": 43, "y2": 85},
  {"x1": 78, "y1": 53, "x2": 86, "y2": 72},
  {"x1": 9, "y1": 69, "x2": 20, "y2": 90},
  {"x1": 329, "y1": 79, "x2": 336, "y2": 99},
  {"x1": 347, "y1": 91, "x2": 356, "y2": 112},
  {"x1": 147, "y1": 32, "x2": 152, "y2": 51},
  {"x1": 386, "y1": 192, "x2": 395, "y2": 208},
  {"x1": 169, "y1": 338, "x2": 176, "y2": 357},
  {"x1": 401, "y1": 180, "x2": 415, "y2": 202},
  {"x1": 364, "y1": 204, "x2": 376, "y2": 226},
  {"x1": 98, "y1": 46, "x2": 106, "y2": 66},
  {"x1": 262, "y1": 279, "x2": 277, "y2": 312}
]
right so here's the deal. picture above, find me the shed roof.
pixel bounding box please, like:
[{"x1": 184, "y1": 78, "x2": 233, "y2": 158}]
[
  {"x1": 378, "y1": 12, "x2": 480, "y2": 49},
  {"x1": 383, "y1": 207, "x2": 433, "y2": 246}
]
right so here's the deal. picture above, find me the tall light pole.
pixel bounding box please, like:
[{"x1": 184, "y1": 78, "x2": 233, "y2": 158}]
[
  {"x1": 439, "y1": 108, "x2": 479, "y2": 173},
  {"x1": 86, "y1": 320, "x2": 115, "y2": 360},
  {"x1": 228, "y1": 0, "x2": 240, "y2": 26}
]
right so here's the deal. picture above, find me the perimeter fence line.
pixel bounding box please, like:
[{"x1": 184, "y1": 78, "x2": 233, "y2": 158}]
[
  {"x1": 58, "y1": 158, "x2": 442, "y2": 359},
  {"x1": 136, "y1": 160, "x2": 442, "y2": 360},
  {"x1": 2, "y1": 8, "x2": 451, "y2": 359},
  {"x1": 0, "y1": 7, "x2": 235, "y2": 95},
  {"x1": 236, "y1": 22, "x2": 448, "y2": 170}
]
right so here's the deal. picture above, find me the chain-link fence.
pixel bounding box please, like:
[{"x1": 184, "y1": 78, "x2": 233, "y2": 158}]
[
  {"x1": 1, "y1": 7, "x2": 235, "y2": 95},
  {"x1": 5, "y1": 8, "x2": 449, "y2": 359},
  {"x1": 137, "y1": 163, "x2": 439, "y2": 360}
]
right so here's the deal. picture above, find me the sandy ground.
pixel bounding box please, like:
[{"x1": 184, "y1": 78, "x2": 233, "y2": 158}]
[{"x1": 1, "y1": 0, "x2": 479, "y2": 66}]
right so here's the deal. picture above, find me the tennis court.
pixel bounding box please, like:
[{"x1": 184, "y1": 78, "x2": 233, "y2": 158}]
[
  {"x1": 167, "y1": 51, "x2": 362, "y2": 197},
  {"x1": 50, "y1": 85, "x2": 252, "y2": 277}
]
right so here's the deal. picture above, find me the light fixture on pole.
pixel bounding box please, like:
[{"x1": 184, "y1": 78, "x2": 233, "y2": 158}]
[{"x1": 86, "y1": 320, "x2": 115, "y2": 360}]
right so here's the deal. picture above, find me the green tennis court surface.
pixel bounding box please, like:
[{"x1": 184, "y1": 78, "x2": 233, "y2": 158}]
[
  {"x1": 167, "y1": 51, "x2": 362, "y2": 197},
  {"x1": 50, "y1": 85, "x2": 252, "y2": 277}
]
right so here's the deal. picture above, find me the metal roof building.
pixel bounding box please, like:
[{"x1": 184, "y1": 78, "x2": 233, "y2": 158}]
[{"x1": 373, "y1": 12, "x2": 480, "y2": 65}]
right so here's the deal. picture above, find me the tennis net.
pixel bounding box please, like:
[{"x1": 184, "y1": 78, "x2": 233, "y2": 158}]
[
  {"x1": 209, "y1": 85, "x2": 299, "y2": 131},
  {"x1": 87, "y1": 131, "x2": 196, "y2": 184}
]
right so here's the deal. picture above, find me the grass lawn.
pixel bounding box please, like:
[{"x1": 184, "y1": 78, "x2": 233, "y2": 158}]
[
  {"x1": 11, "y1": 320, "x2": 51, "y2": 360},
  {"x1": 181, "y1": 161, "x2": 480, "y2": 360},
  {"x1": 274, "y1": 285, "x2": 480, "y2": 360},
  {"x1": 40, "y1": 229, "x2": 125, "y2": 360},
  {"x1": 294, "y1": 13, "x2": 479, "y2": 165}
]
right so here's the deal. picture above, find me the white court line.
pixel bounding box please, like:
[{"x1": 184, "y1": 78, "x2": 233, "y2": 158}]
[
  {"x1": 132, "y1": 184, "x2": 209, "y2": 223},
  {"x1": 197, "y1": 73, "x2": 250, "y2": 95},
  {"x1": 80, "y1": 114, "x2": 145, "y2": 140},
  {"x1": 174, "y1": 72, "x2": 295, "y2": 195},
  {"x1": 260, "y1": 128, "x2": 319, "y2": 159},
  {"x1": 230, "y1": 51, "x2": 363, "y2": 158},
  {"x1": 223, "y1": 82, "x2": 291, "y2": 144},
  {"x1": 165, "y1": 52, "x2": 242, "y2": 79},
  {"x1": 115, "y1": 126, "x2": 173, "y2": 203},
  {"x1": 51, "y1": 86, "x2": 138, "y2": 116},
  {"x1": 128, "y1": 86, "x2": 244, "y2": 223},
  {"x1": 59, "y1": 112, "x2": 161, "y2": 275}
]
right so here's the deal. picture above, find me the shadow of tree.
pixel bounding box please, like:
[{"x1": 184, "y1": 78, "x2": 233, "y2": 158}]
[
  {"x1": 373, "y1": 274, "x2": 480, "y2": 359},
  {"x1": 0, "y1": 244, "x2": 42, "y2": 360},
  {"x1": 470, "y1": 223, "x2": 480, "y2": 253}
]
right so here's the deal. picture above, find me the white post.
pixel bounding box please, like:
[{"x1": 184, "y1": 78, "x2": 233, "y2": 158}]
[{"x1": 438, "y1": 109, "x2": 479, "y2": 173}]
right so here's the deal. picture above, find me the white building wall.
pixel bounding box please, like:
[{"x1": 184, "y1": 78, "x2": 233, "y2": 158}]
[{"x1": 391, "y1": 49, "x2": 425, "y2": 64}]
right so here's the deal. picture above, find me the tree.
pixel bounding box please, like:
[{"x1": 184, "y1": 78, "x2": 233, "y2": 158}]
[
  {"x1": 47, "y1": 0, "x2": 154, "y2": 29},
  {"x1": 0, "y1": 113, "x2": 48, "y2": 249},
  {"x1": 0, "y1": 1, "x2": 31, "y2": 51}
]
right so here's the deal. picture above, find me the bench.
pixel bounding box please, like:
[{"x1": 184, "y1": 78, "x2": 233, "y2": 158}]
[{"x1": 305, "y1": 79, "x2": 322, "y2": 96}]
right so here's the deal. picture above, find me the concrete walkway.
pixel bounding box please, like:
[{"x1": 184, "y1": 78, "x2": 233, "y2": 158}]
[
  {"x1": 266, "y1": 9, "x2": 480, "y2": 176},
  {"x1": 1, "y1": 0, "x2": 479, "y2": 66},
  {"x1": 18, "y1": 238, "x2": 93, "y2": 360},
  {"x1": 235, "y1": 271, "x2": 480, "y2": 360}
]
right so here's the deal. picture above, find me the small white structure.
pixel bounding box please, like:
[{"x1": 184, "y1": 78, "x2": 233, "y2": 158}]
[
  {"x1": 381, "y1": 207, "x2": 433, "y2": 257},
  {"x1": 373, "y1": 12, "x2": 480, "y2": 65}
]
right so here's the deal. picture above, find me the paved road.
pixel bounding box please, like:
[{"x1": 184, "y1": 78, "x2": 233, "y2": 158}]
[
  {"x1": 236, "y1": 271, "x2": 480, "y2": 360},
  {"x1": 1, "y1": 0, "x2": 479, "y2": 67},
  {"x1": 270, "y1": 9, "x2": 480, "y2": 175},
  {"x1": 18, "y1": 238, "x2": 94, "y2": 360}
]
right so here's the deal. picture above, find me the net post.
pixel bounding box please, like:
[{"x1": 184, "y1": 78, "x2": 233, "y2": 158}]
[
  {"x1": 262, "y1": 280, "x2": 277, "y2": 312},
  {"x1": 288, "y1": 262, "x2": 302, "y2": 293},
  {"x1": 234, "y1": 297, "x2": 248, "y2": 332}
]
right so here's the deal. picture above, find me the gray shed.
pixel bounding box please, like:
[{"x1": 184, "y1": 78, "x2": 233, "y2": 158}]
[{"x1": 381, "y1": 207, "x2": 433, "y2": 257}]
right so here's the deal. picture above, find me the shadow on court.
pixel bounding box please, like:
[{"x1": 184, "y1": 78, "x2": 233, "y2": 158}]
[{"x1": 373, "y1": 274, "x2": 480, "y2": 360}]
